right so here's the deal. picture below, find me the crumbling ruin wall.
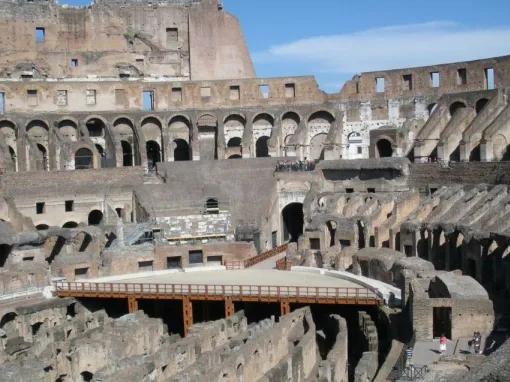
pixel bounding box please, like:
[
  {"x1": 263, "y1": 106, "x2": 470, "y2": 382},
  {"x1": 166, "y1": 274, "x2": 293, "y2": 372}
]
[{"x1": 318, "y1": 314, "x2": 349, "y2": 382}]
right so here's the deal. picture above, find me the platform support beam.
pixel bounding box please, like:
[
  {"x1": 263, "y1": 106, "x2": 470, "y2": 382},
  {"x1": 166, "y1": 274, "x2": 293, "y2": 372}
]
[{"x1": 183, "y1": 297, "x2": 193, "y2": 336}]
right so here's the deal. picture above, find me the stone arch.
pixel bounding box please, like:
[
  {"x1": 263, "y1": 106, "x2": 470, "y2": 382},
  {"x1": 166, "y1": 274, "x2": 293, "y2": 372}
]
[
  {"x1": 228, "y1": 154, "x2": 242, "y2": 159},
  {"x1": 308, "y1": 111, "x2": 334, "y2": 138},
  {"x1": 36, "y1": 224, "x2": 49, "y2": 230},
  {"x1": 75, "y1": 147, "x2": 94, "y2": 169},
  {"x1": 57, "y1": 119, "x2": 79, "y2": 142},
  {"x1": 0, "y1": 311, "x2": 17, "y2": 330},
  {"x1": 197, "y1": 114, "x2": 218, "y2": 160},
  {"x1": 224, "y1": 114, "x2": 245, "y2": 145},
  {"x1": 376, "y1": 138, "x2": 393, "y2": 158},
  {"x1": 475, "y1": 98, "x2": 490, "y2": 114},
  {"x1": 253, "y1": 114, "x2": 273, "y2": 154},
  {"x1": 26, "y1": 120, "x2": 50, "y2": 168},
  {"x1": 141, "y1": 116, "x2": 163, "y2": 160},
  {"x1": 62, "y1": 221, "x2": 78, "y2": 228},
  {"x1": 113, "y1": 117, "x2": 140, "y2": 166},
  {"x1": 0, "y1": 120, "x2": 18, "y2": 160},
  {"x1": 227, "y1": 137, "x2": 242, "y2": 148},
  {"x1": 88, "y1": 210, "x2": 103, "y2": 226},
  {"x1": 281, "y1": 111, "x2": 300, "y2": 139},
  {"x1": 168, "y1": 115, "x2": 192, "y2": 161},
  {"x1": 84, "y1": 116, "x2": 108, "y2": 137},
  {"x1": 449, "y1": 101, "x2": 467, "y2": 117}
]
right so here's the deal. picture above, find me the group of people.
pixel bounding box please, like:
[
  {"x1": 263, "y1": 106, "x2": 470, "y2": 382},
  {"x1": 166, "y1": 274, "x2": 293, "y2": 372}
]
[
  {"x1": 439, "y1": 332, "x2": 483, "y2": 355},
  {"x1": 469, "y1": 331, "x2": 483, "y2": 355},
  {"x1": 275, "y1": 160, "x2": 316, "y2": 172}
]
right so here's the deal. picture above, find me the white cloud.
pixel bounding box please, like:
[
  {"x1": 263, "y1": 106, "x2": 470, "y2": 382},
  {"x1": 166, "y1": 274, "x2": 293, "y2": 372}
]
[{"x1": 253, "y1": 21, "x2": 510, "y2": 75}]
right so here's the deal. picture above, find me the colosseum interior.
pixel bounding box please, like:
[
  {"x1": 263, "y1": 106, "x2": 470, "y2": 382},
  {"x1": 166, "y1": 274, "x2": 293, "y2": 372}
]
[{"x1": 0, "y1": 0, "x2": 510, "y2": 381}]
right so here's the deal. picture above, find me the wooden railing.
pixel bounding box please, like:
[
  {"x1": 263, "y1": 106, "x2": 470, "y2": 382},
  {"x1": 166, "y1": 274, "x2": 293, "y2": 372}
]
[
  {"x1": 276, "y1": 257, "x2": 292, "y2": 271},
  {"x1": 54, "y1": 281, "x2": 379, "y2": 302},
  {"x1": 244, "y1": 243, "x2": 289, "y2": 268}
]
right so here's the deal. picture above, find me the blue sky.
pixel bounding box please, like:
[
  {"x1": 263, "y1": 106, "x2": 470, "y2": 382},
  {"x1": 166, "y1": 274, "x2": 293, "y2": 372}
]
[{"x1": 62, "y1": 0, "x2": 510, "y2": 92}]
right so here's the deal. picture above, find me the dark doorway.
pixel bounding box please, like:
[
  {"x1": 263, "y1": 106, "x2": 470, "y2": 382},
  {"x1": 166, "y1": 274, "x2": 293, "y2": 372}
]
[
  {"x1": 121, "y1": 141, "x2": 133, "y2": 167},
  {"x1": 357, "y1": 220, "x2": 365, "y2": 249},
  {"x1": 470, "y1": 145, "x2": 481, "y2": 162},
  {"x1": 174, "y1": 139, "x2": 190, "y2": 161},
  {"x1": 282, "y1": 203, "x2": 304, "y2": 243},
  {"x1": 88, "y1": 210, "x2": 103, "y2": 226},
  {"x1": 450, "y1": 101, "x2": 466, "y2": 116},
  {"x1": 256, "y1": 136, "x2": 270, "y2": 158},
  {"x1": 146, "y1": 140, "x2": 161, "y2": 169},
  {"x1": 167, "y1": 256, "x2": 182, "y2": 269},
  {"x1": 476, "y1": 98, "x2": 489, "y2": 114},
  {"x1": 433, "y1": 307, "x2": 452, "y2": 339},
  {"x1": 0, "y1": 244, "x2": 11, "y2": 267},
  {"x1": 75, "y1": 148, "x2": 93, "y2": 169},
  {"x1": 376, "y1": 139, "x2": 393, "y2": 158}
]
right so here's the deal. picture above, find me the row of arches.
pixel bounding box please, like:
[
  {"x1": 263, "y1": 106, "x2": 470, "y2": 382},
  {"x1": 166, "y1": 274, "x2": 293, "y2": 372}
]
[
  {"x1": 0, "y1": 109, "x2": 337, "y2": 171},
  {"x1": 35, "y1": 210, "x2": 104, "y2": 230}
]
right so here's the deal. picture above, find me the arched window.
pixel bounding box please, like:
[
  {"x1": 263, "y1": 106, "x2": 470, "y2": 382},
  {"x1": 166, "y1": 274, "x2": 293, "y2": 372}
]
[
  {"x1": 86, "y1": 118, "x2": 105, "y2": 137},
  {"x1": 475, "y1": 98, "x2": 489, "y2": 114},
  {"x1": 75, "y1": 148, "x2": 93, "y2": 169},
  {"x1": 449, "y1": 101, "x2": 466, "y2": 117},
  {"x1": 88, "y1": 210, "x2": 103, "y2": 226},
  {"x1": 205, "y1": 198, "x2": 219, "y2": 214}
]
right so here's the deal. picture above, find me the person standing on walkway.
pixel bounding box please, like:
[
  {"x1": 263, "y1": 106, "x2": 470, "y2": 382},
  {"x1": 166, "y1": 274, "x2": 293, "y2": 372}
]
[{"x1": 439, "y1": 335, "x2": 448, "y2": 354}]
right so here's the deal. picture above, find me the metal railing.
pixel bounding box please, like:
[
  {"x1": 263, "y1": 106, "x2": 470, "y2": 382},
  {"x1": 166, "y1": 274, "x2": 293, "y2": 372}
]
[{"x1": 54, "y1": 281, "x2": 379, "y2": 302}]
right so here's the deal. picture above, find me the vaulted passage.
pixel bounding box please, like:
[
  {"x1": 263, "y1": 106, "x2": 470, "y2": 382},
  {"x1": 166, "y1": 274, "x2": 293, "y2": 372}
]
[
  {"x1": 88, "y1": 210, "x2": 103, "y2": 226},
  {"x1": 282, "y1": 203, "x2": 304, "y2": 243}
]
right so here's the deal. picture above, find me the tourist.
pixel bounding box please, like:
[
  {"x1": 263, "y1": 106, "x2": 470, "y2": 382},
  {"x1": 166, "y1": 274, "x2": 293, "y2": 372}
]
[{"x1": 439, "y1": 334, "x2": 448, "y2": 354}]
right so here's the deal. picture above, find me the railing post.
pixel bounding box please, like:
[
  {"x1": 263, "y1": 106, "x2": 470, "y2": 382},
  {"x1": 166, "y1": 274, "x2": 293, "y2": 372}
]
[
  {"x1": 127, "y1": 297, "x2": 138, "y2": 313},
  {"x1": 224, "y1": 297, "x2": 234, "y2": 318},
  {"x1": 182, "y1": 296, "x2": 193, "y2": 337},
  {"x1": 280, "y1": 300, "x2": 291, "y2": 316}
]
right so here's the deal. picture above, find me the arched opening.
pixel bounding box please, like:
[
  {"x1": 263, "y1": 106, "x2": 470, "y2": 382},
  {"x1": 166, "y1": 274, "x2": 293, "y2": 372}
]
[
  {"x1": 36, "y1": 143, "x2": 48, "y2": 170},
  {"x1": 36, "y1": 224, "x2": 49, "y2": 231},
  {"x1": 173, "y1": 139, "x2": 190, "y2": 161},
  {"x1": 146, "y1": 140, "x2": 161, "y2": 170},
  {"x1": 256, "y1": 136, "x2": 270, "y2": 158},
  {"x1": 417, "y1": 230, "x2": 429, "y2": 260},
  {"x1": 282, "y1": 203, "x2": 304, "y2": 243},
  {"x1": 58, "y1": 120, "x2": 78, "y2": 142},
  {"x1": 62, "y1": 221, "x2": 78, "y2": 229},
  {"x1": 81, "y1": 371, "x2": 94, "y2": 382},
  {"x1": 0, "y1": 312, "x2": 17, "y2": 331},
  {"x1": 0, "y1": 244, "x2": 12, "y2": 267},
  {"x1": 228, "y1": 155, "x2": 242, "y2": 159},
  {"x1": 86, "y1": 118, "x2": 105, "y2": 137},
  {"x1": 88, "y1": 210, "x2": 103, "y2": 226},
  {"x1": 348, "y1": 132, "x2": 363, "y2": 157},
  {"x1": 227, "y1": 137, "x2": 242, "y2": 148},
  {"x1": 449, "y1": 101, "x2": 466, "y2": 117},
  {"x1": 121, "y1": 140, "x2": 133, "y2": 166},
  {"x1": 75, "y1": 148, "x2": 93, "y2": 170},
  {"x1": 141, "y1": 117, "x2": 163, "y2": 160},
  {"x1": 376, "y1": 139, "x2": 393, "y2": 158},
  {"x1": 205, "y1": 198, "x2": 219, "y2": 214},
  {"x1": 475, "y1": 98, "x2": 489, "y2": 114}
]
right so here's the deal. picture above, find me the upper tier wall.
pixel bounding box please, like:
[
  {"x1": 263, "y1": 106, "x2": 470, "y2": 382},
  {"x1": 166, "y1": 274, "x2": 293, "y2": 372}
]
[
  {"x1": 0, "y1": 0, "x2": 253, "y2": 81},
  {"x1": 339, "y1": 55, "x2": 510, "y2": 101}
]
